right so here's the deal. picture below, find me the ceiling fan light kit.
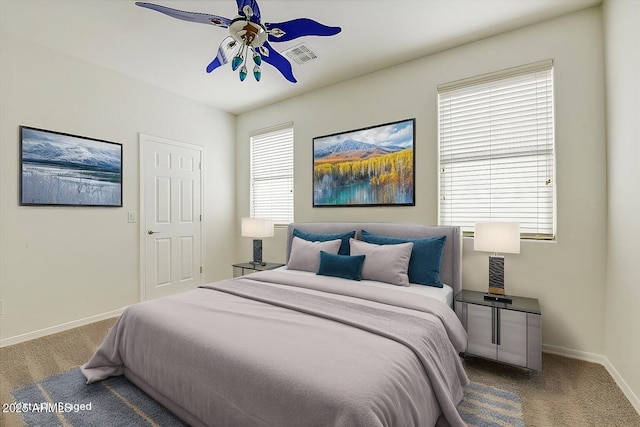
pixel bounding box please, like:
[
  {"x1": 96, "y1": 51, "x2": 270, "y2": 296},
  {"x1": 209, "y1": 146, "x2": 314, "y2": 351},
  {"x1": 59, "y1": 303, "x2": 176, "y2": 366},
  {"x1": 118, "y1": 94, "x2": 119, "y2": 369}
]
[
  {"x1": 228, "y1": 18, "x2": 266, "y2": 81},
  {"x1": 135, "y1": 1, "x2": 341, "y2": 83}
]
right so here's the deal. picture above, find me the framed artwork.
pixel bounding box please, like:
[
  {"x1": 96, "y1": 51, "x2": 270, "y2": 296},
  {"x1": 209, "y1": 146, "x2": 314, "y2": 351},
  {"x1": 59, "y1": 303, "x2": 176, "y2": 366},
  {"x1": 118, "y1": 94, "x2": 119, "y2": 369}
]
[
  {"x1": 20, "y1": 126, "x2": 123, "y2": 207},
  {"x1": 313, "y1": 118, "x2": 415, "y2": 207}
]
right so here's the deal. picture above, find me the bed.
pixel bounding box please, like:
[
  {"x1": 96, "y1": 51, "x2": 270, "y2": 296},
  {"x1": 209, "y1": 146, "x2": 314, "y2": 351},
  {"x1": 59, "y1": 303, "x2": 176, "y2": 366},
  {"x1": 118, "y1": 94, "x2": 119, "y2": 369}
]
[{"x1": 82, "y1": 222, "x2": 469, "y2": 427}]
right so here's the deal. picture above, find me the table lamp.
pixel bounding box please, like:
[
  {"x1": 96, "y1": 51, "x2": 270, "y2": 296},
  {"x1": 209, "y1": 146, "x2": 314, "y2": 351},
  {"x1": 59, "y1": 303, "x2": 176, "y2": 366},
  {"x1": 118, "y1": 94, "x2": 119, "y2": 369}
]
[
  {"x1": 474, "y1": 222, "x2": 520, "y2": 303},
  {"x1": 241, "y1": 217, "x2": 274, "y2": 266}
]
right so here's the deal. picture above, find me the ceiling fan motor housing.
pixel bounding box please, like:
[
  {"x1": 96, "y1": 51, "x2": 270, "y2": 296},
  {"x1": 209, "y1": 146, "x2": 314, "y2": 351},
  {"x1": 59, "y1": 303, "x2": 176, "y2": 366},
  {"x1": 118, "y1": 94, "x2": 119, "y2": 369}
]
[{"x1": 229, "y1": 19, "x2": 267, "y2": 48}]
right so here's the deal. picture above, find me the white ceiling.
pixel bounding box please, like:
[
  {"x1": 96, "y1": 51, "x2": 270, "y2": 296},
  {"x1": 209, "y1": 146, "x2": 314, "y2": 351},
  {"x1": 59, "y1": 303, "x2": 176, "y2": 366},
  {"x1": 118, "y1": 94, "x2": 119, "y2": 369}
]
[{"x1": 1, "y1": 0, "x2": 600, "y2": 114}]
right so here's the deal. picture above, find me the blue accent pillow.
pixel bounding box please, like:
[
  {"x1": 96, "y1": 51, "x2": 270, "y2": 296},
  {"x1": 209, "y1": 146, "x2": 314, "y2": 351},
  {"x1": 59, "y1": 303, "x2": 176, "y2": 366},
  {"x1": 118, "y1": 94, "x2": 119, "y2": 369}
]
[
  {"x1": 361, "y1": 230, "x2": 447, "y2": 287},
  {"x1": 317, "y1": 251, "x2": 366, "y2": 281},
  {"x1": 293, "y1": 229, "x2": 356, "y2": 256}
]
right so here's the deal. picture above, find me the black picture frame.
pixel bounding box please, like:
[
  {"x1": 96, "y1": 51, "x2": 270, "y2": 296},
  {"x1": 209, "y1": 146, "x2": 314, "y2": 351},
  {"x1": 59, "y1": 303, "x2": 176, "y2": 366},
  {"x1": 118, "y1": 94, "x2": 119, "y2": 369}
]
[
  {"x1": 20, "y1": 126, "x2": 123, "y2": 207},
  {"x1": 313, "y1": 118, "x2": 415, "y2": 207}
]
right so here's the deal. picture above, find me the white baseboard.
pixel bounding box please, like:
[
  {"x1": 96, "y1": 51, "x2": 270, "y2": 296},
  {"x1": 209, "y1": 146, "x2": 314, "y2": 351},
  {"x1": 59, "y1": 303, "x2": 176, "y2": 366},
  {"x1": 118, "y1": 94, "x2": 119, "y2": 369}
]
[
  {"x1": 602, "y1": 358, "x2": 640, "y2": 415},
  {"x1": 0, "y1": 307, "x2": 125, "y2": 348},
  {"x1": 543, "y1": 344, "x2": 640, "y2": 415},
  {"x1": 542, "y1": 343, "x2": 608, "y2": 364}
]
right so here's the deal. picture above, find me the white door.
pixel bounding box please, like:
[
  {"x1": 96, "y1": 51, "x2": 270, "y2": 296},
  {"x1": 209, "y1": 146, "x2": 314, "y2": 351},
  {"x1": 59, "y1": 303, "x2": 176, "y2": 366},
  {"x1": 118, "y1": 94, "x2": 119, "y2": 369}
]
[{"x1": 140, "y1": 134, "x2": 202, "y2": 300}]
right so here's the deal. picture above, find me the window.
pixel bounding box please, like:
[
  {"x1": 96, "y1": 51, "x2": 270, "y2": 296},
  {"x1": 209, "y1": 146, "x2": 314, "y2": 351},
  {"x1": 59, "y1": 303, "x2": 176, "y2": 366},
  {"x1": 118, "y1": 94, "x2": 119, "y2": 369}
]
[
  {"x1": 438, "y1": 60, "x2": 555, "y2": 239},
  {"x1": 250, "y1": 124, "x2": 294, "y2": 224}
]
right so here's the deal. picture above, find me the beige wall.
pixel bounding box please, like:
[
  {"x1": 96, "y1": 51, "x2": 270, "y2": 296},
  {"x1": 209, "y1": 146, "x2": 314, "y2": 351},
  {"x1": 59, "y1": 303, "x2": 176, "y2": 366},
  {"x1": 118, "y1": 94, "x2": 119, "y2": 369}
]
[
  {"x1": 0, "y1": 33, "x2": 237, "y2": 342},
  {"x1": 604, "y1": 0, "x2": 640, "y2": 410},
  {"x1": 237, "y1": 8, "x2": 608, "y2": 357}
]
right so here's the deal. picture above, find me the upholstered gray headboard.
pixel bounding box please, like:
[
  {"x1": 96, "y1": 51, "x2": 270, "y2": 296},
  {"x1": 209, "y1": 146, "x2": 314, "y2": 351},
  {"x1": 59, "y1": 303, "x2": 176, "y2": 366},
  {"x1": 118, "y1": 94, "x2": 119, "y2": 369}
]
[{"x1": 286, "y1": 222, "x2": 462, "y2": 298}]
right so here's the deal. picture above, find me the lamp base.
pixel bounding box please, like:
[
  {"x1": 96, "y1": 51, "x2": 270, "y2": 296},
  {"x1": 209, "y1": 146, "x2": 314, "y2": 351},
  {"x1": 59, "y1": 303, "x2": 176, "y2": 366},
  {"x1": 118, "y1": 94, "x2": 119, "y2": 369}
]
[
  {"x1": 488, "y1": 255, "x2": 505, "y2": 290},
  {"x1": 252, "y1": 239, "x2": 264, "y2": 265},
  {"x1": 484, "y1": 293, "x2": 513, "y2": 304}
]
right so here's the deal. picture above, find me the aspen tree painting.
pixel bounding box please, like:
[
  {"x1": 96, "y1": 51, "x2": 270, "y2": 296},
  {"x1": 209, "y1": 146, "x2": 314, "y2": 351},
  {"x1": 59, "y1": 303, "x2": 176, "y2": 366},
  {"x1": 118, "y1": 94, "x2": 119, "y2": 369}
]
[{"x1": 313, "y1": 119, "x2": 415, "y2": 207}]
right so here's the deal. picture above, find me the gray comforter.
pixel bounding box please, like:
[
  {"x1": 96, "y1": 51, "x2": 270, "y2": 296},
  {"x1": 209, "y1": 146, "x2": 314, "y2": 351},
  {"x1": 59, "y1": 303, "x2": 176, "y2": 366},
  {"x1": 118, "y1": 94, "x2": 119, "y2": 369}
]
[{"x1": 82, "y1": 270, "x2": 469, "y2": 427}]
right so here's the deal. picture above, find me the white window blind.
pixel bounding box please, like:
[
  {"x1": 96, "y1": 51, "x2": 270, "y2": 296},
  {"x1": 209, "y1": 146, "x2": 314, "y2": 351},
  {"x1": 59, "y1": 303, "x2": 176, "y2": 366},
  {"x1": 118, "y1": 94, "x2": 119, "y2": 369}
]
[
  {"x1": 438, "y1": 60, "x2": 555, "y2": 239},
  {"x1": 250, "y1": 124, "x2": 294, "y2": 224}
]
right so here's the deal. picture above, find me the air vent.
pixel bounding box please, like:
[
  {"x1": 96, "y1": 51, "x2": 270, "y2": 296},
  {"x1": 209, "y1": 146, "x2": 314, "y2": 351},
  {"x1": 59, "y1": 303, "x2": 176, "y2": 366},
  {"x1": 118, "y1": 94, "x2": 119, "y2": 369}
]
[{"x1": 283, "y1": 43, "x2": 318, "y2": 65}]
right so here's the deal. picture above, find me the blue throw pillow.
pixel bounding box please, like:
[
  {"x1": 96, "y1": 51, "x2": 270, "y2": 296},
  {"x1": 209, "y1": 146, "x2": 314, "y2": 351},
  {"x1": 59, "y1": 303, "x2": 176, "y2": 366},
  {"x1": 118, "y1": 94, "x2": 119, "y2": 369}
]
[
  {"x1": 317, "y1": 251, "x2": 366, "y2": 281},
  {"x1": 293, "y1": 229, "x2": 356, "y2": 256},
  {"x1": 361, "y1": 230, "x2": 447, "y2": 287}
]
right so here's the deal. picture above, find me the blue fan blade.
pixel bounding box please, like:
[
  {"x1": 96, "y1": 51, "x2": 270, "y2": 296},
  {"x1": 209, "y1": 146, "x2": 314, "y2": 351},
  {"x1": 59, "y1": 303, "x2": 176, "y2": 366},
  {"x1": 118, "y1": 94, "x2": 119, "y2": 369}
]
[
  {"x1": 266, "y1": 18, "x2": 341, "y2": 43},
  {"x1": 136, "y1": 2, "x2": 231, "y2": 27},
  {"x1": 206, "y1": 57, "x2": 223, "y2": 73},
  {"x1": 206, "y1": 39, "x2": 235, "y2": 73},
  {"x1": 261, "y1": 43, "x2": 297, "y2": 83},
  {"x1": 236, "y1": 0, "x2": 261, "y2": 22}
]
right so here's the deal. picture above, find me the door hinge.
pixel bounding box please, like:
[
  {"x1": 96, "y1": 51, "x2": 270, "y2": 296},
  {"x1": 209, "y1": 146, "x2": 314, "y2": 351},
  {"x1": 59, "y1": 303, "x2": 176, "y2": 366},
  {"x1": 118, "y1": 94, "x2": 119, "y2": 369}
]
[
  {"x1": 199, "y1": 162, "x2": 202, "y2": 170},
  {"x1": 200, "y1": 214, "x2": 202, "y2": 221},
  {"x1": 200, "y1": 266, "x2": 203, "y2": 274}
]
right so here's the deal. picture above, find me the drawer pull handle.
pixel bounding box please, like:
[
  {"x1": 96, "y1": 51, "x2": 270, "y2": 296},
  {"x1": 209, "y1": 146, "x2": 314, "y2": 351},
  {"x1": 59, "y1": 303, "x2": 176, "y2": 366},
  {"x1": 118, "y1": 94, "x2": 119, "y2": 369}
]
[{"x1": 491, "y1": 308, "x2": 496, "y2": 344}]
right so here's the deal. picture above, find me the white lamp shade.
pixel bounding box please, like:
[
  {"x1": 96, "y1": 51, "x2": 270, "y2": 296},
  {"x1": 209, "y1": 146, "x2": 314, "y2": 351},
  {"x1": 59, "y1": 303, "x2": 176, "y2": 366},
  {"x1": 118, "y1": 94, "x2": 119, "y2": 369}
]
[
  {"x1": 241, "y1": 217, "x2": 274, "y2": 238},
  {"x1": 474, "y1": 222, "x2": 520, "y2": 254}
]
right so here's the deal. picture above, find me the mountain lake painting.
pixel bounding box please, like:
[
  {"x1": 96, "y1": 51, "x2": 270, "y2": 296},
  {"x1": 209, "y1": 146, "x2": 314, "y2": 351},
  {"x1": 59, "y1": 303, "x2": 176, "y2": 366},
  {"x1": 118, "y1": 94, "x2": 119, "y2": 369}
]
[
  {"x1": 313, "y1": 119, "x2": 415, "y2": 206},
  {"x1": 20, "y1": 127, "x2": 122, "y2": 206}
]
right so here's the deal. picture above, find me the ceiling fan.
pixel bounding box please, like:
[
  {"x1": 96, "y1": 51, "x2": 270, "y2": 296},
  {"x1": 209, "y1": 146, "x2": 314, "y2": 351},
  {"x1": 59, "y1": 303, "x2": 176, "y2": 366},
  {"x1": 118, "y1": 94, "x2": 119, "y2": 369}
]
[{"x1": 135, "y1": 1, "x2": 342, "y2": 83}]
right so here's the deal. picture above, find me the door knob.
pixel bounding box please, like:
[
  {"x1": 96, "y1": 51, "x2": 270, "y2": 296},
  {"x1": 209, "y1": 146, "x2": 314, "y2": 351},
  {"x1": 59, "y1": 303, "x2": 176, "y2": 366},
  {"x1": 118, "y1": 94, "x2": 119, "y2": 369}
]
[{"x1": 147, "y1": 229, "x2": 160, "y2": 235}]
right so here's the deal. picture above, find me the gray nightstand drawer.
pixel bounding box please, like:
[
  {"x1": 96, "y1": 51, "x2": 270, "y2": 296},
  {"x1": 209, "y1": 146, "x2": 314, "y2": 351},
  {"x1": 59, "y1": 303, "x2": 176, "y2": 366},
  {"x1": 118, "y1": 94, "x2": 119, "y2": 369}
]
[{"x1": 456, "y1": 290, "x2": 541, "y2": 371}]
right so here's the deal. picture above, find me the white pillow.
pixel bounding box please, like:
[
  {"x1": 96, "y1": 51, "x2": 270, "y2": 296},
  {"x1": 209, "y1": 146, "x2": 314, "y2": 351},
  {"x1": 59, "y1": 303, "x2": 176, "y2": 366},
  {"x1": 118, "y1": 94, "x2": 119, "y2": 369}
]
[
  {"x1": 349, "y1": 238, "x2": 413, "y2": 286},
  {"x1": 287, "y1": 236, "x2": 342, "y2": 272}
]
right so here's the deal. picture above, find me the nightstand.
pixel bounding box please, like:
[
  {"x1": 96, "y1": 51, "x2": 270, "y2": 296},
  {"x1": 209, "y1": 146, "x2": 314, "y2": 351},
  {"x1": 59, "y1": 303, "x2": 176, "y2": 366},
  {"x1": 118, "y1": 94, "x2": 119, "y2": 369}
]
[
  {"x1": 455, "y1": 289, "x2": 542, "y2": 371},
  {"x1": 232, "y1": 262, "x2": 285, "y2": 277}
]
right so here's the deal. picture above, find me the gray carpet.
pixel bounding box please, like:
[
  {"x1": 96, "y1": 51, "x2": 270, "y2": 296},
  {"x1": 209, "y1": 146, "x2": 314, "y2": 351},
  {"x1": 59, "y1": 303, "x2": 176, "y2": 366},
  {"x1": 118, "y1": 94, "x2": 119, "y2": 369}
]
[
  {"x1": 463, "y1": 354, "x2": 640, "y2": 427},
  {"x1": 11, "y1": 367, "x2": 521, "y2": 427}
]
